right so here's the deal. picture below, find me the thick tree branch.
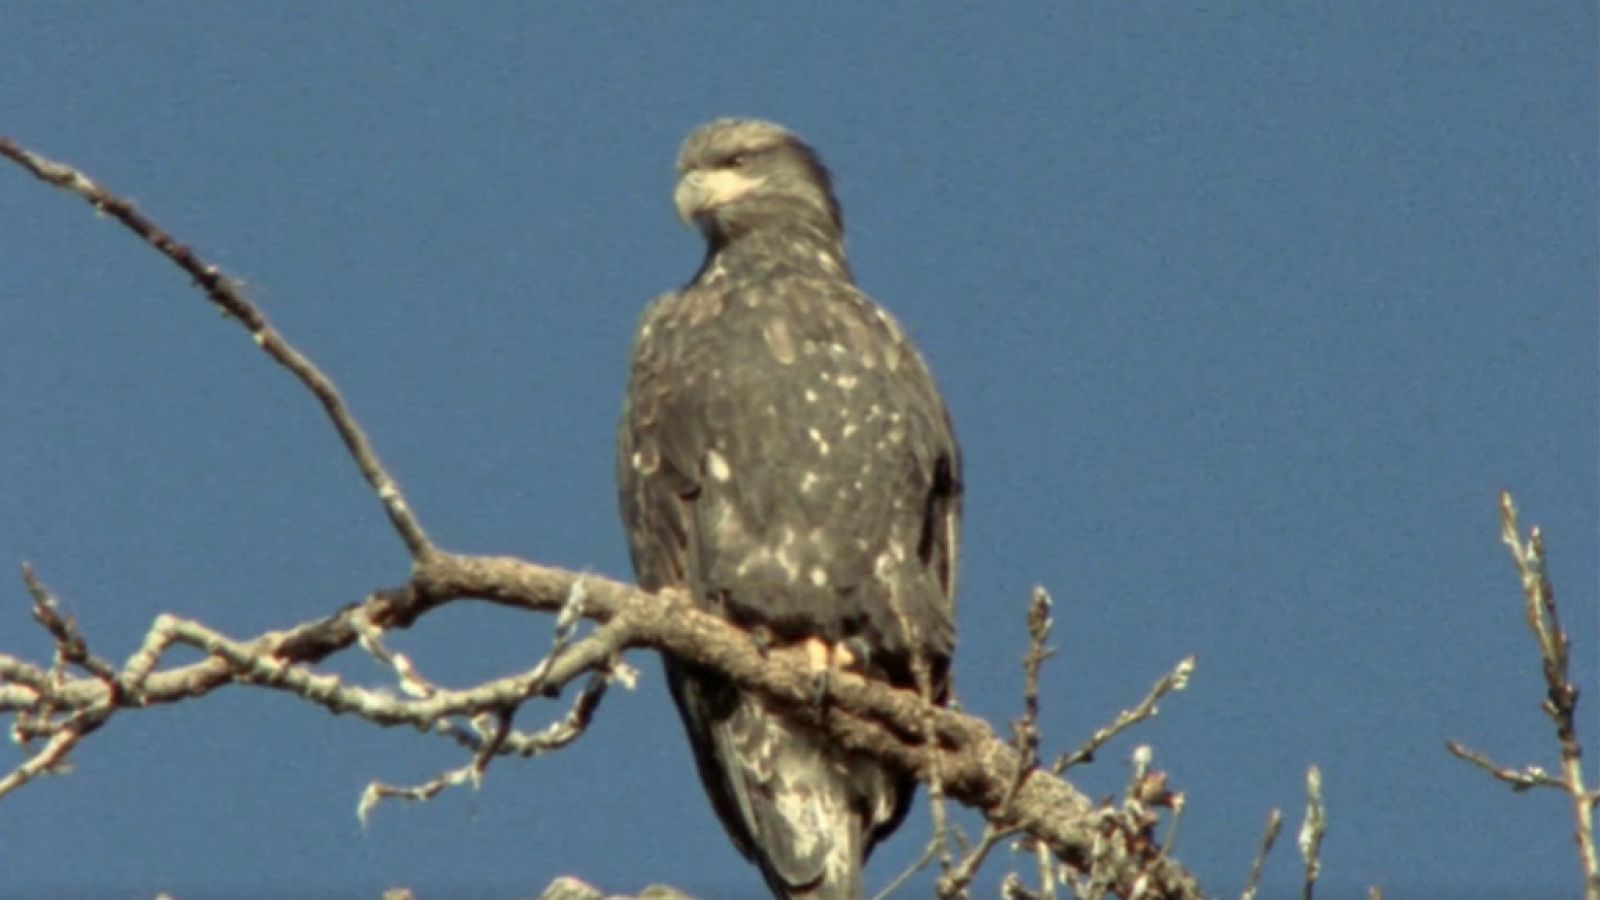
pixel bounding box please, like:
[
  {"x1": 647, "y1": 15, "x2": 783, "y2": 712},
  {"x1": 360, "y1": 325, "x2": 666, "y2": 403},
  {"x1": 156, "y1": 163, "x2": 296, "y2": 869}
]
[{"x1": 5, "y1": 554, "x2": 1203, "y2": 896}]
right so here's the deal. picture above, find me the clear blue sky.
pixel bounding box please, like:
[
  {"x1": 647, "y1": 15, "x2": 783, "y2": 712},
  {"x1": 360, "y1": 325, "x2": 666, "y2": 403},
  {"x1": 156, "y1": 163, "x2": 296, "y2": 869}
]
[{"x1": 2, "y1": 5, "x2": 1594, "y2": 897}]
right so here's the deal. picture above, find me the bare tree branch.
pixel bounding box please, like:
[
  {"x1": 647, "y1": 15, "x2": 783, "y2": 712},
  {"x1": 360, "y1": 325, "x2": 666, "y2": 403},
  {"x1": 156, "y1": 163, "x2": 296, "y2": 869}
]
[
  {"x1": 925, "y1": 587, "x2": 1057, "y2": 900},
  {"x1": 1297, "y1": 764, "x2": 1325, "y2": 900},
  {"x1": 0, "y1": 135, "x2": 1205, "y2": 898},
  {"x1": 5, "y1": 553, "x2": 1205, "y2": 896},
  {"x1": 1447, "y1": 491, "x2": 1600, "y2": 899},
  {"x1": 1053, "y1": 656, "x2": 1195, "y2": 774},
  {"x1": 1238, "y1": 808, "x2": 1281, "y2": 900},
  {"x1": 0, "y1": 136, "x2": 432, "y2": 561},
  {"x1": 1445, "y1": 740, "x2": 1569, "y2": 792}
]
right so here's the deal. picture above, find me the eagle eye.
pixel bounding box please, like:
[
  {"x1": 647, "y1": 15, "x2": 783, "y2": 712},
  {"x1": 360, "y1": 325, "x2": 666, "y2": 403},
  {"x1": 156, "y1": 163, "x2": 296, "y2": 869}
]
[{"x1": 722, "y1": 152, "x2": 750, "y2": 170}]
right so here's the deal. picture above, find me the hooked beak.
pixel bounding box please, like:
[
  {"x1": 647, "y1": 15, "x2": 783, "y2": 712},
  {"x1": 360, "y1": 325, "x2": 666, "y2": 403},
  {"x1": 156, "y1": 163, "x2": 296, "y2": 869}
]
[{"x1": 674, "y1": 168, "x2": 761, "y2": 226}]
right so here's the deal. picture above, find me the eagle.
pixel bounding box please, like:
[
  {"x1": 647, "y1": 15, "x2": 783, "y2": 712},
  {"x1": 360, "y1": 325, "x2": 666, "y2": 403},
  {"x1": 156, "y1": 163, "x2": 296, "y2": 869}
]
[{"x1": 617, "y1": 119, "x2": 962, "y2": 900}]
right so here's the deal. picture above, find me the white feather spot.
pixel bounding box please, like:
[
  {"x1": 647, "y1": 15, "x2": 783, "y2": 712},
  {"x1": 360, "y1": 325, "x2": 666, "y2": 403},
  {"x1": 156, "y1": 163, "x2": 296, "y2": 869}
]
[
  {"x1": 706, "y1": 450, "x2": 731, "y2": 482},
  {"x1": 800, "y1": 471, "x2": 820, "y2": 493},
  {"x1": 711, "y1": 501, "x2": 745, "y2": 542},
  {"x1": 810, "y1": 567, "x2": 828, "y2": 587},
  {"x1": 775, "y1": 544, "x2": 799, "y2": 580},
  {"x1": 630, "y1": 446, "x2": 660, "y2": 475},
  {"x1": 882, "y1": 340, "x2": 901, "y2": 372},
  {"x1": 804, "y1": 388, "x2": 819, "y2": 403},
  {"x1": 837, "y1": 374, "x2": 858, "y2": 390},
  {"x1": 734, "y1": 548, "x2": 769, "y2": 578},
  {"x1": 807, "y1": 428, "x2": 831, "y2": 456},
  {"x1": 763, "y1": 318, "x2": 797, "y2": 364}
]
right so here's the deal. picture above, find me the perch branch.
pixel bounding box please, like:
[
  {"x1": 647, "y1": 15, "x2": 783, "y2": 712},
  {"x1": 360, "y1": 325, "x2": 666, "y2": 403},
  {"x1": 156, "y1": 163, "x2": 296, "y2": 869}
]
[{"x1": 2, "y1": 552, "x2": 1203, "y2": 897}]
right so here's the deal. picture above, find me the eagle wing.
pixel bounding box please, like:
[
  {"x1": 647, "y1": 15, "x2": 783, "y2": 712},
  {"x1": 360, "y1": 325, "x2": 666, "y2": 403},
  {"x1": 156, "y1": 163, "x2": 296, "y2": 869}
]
[{"x1": 618, "y1": 267, "x2": 960, "y2": 898}]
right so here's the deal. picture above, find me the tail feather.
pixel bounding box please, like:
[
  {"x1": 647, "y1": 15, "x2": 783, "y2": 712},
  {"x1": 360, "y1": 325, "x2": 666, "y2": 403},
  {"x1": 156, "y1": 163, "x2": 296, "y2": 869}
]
[
  {"x1": 714, "y1": 694, "x2": 894, "y2": 900},
  {"x1": 666, "y1": 661, "x2": 908, "y2": 900}
]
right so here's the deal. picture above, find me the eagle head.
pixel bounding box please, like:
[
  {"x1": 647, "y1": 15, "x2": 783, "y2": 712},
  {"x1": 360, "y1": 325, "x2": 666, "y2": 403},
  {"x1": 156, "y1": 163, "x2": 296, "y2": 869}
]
[{"x1": 673, "y1": 119, "x2": 843, "y2": 241}]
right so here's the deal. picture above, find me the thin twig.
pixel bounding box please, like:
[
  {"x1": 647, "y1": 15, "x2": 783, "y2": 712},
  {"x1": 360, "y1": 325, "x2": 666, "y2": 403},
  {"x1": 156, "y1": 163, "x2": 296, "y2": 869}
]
[
  {"x1": 1447, "y1": 492, "x2": 1599, "y2": 899},
  {"x1": 1501, "y1": 493, "x2": 1600, "y2": 897},
  {"x1": 936, "y1": 586, "x2": 1055, "y2": 898},
  {"x1": 870, "y1": 837, "x2": 941, "y2": 900},
  {"x1": 922, "y1": 666, "x2": 955, "y2": 883},
  {"x1": 359, "y1": 709, "x2": 513, "y2": 826},
  {"x1": 1239, "y1": 807, "x2": 1282, "y2": 900},
  {"x1": 936, "y1": 824, "x2": 1010, "y2": 899},
  {"x1": 999, "y1": 872, "x2": 1040, "y2": 900},
  {"x1": 886, "y1": 578, "x2": 955, "y2": 888},
  {"x1": 0, "y1": 137, "x2": 432, "y2": 560},
  {"x1": 1010, "y1": 587, "x2": 1053, "y2": 801},
  {"x1": 21, "y1": 565, "x2": 119, "y2": 685},
  {"x1": 0, "y1": 727, "x2": 83, "y2": 797},
  {"x1": 1034, "y1": 836, "x2": 1059, "y2": 900},
  {"x1": 1054, "y1": 656, "x2": 1195, "y2": 773},
  {"x1": 1297, "y1": 764, "x2": 1325, "y2": 900},
  {"x1": 1445, "y1": 740, "x2": 1568, "y2": 792}
]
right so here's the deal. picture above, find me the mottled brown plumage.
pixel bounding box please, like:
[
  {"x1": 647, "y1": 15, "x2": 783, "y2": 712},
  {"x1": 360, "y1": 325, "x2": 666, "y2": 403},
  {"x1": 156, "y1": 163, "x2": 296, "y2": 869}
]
[{"x1": 617, "y1": 119, "x2": 961, "y2": 899}]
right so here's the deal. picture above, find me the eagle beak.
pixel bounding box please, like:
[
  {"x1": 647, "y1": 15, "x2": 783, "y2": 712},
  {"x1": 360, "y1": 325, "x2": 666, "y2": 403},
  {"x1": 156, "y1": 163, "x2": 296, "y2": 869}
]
[{"x1": 674, "y1": 168, "x2": 761, "y2": 226}]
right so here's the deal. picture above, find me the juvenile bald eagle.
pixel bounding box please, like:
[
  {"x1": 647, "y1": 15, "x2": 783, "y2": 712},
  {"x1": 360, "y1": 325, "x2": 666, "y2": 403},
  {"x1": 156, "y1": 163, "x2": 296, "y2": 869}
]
[{"x1": 617, "y1": 119, "x2": 961, "y2": 899}]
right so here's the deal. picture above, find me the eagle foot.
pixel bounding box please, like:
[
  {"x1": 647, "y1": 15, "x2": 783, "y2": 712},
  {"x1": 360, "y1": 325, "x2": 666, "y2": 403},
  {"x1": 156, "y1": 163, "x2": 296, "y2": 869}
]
[
  {"x1": 803, "y1": 637, "x2": 832, "y2": 706},
  {"x1": 802, "y1": 637, "x2": 863, "y2": 707}
]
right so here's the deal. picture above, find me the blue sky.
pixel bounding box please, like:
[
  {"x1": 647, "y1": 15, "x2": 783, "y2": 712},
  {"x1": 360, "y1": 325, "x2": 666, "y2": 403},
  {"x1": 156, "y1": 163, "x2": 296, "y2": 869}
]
[{"x1": 1, "y1": 4, "x2": 1595, "y2": 897}]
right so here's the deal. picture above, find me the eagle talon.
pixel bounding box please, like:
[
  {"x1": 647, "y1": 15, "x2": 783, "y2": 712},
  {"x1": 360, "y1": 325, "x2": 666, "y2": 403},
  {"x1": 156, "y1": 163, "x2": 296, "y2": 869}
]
[
  {"x1": 841, "y1": 636, "x2": 872, "y2": 672},
  {"x1": 803, "y1": 636, "x2": 834, "y2": 706}
]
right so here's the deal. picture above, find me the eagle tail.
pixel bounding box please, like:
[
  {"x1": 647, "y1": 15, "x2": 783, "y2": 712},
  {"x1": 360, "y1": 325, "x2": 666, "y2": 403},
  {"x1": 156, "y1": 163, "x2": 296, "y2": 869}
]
[{"x1": 713, "y1": 695, "x2": 893, "y2": 900}]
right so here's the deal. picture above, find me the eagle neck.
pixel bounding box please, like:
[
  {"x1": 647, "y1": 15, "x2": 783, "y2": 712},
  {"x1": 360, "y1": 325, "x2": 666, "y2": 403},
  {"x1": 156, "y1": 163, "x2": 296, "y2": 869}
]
[{"x1": 698, "y1": 221, "x2": 852, "y2": 285}]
